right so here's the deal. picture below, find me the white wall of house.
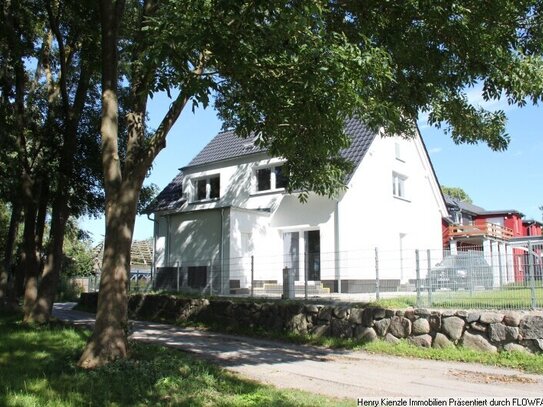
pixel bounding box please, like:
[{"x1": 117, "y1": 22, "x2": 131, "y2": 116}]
[
  {"x1": 154, "y1": 130, "x2": 446, "y2": 291},
  {"x1": 337, "y1": 133, "x2": 447, "y2": 283}
]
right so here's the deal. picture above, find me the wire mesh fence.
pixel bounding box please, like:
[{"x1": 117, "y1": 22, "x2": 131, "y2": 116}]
[{"x1": 87, "y1": 240, "x2": 543, "y2": 310}]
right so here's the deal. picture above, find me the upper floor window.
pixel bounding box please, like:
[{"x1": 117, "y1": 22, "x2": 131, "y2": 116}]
[
  {"x1": 194, "y1": 175, "x2": 220, "y2": 201},
  {"x1": 392, "y1": 172, "x2": 407, "y2": 199},
  {"x1": 394, "y1": 142, "x2": 404, "y2": 161},
  {"x1": 256, "y1": 165, "x2": 288, "y2": 192}
]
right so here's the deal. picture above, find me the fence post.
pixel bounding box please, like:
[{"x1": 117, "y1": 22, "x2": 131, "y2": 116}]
[
  {"x1": 208, "y1": 260, "x2": 213, "y2": 295},
  {"x1": 415, "y1": 250, "x2": 421, "y2": 308},
  {"x1": 498, "y1": 245, "x2": 503, "y2": 288},
  {"x1": 304, "y1": 252, "x2": 308, "y2": 300},
  {"x1": 176, "y1": 261, "x2": 180, "y2": 292},
  {"x1": 374, "y1": 247, "x2": 380, "y2": 301},
  {"x1": 528, "y1": 242, "x2": 537, "y2": 309},
  {"x1": 427, "y1": 249, "x2": 432, "y2": 307},
  {"x1": 250, "y1": 255, "x2": 254, "y2": 297}
]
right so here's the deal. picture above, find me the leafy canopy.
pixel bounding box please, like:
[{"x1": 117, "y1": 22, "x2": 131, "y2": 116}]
[
  {"x1": 441, "y1": 186, "x2": 473, "y2": 203},
  {"x1": 138, "y1": 0, "x2": 543, "y2": 198}
]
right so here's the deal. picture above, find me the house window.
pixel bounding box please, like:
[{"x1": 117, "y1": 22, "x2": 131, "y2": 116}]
[
  {"x1": 395, "y1": 142, "x2": 403, "y2": 161},
  {"x1": 392, "y1": 172, "x2": 407, "y2": 199},
  {"x1": 194, "y1": 175, "x2": 220, "y2": 201},
  {"x1": 256, "y1": 165, "x2": 288, "y2": 192}
]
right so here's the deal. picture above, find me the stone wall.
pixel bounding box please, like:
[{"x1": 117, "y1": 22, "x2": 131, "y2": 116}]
[{"x1": 78, "y1": 293, "x2": 543, "y2": 353}]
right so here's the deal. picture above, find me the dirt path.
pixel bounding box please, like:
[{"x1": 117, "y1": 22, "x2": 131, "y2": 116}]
[{"x1": 53, "y1": 303, "x2": 543, "y2": 400}]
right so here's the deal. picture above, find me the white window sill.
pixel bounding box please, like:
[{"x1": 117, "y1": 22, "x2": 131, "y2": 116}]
[
  {"x1": 250, "y1": 189, "x2": 286, "y2": 197},
  {"x1": 189, "y1": 198, "x2": 220, "y2": 205},
  {"x1": 393, "y1": 195, "x2": 411, "y2": 203}
]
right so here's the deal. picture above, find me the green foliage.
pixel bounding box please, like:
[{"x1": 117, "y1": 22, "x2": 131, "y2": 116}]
[
  {"x1": 137, "y1": 0, "x2": 543, "y2": 197},
  {"x1": 60, "y1": 221, "x2": 94, "y2": 278},
  {"x1": 362, "y1": 340, "x2": 543, "y2": 375},
  {"x1": 0, "y1": 315, "x2": 348, "y2": 406},
  {"x1": 0, "y1": 202, "x2": 9, "y2": 256},
  {"x1": 441, "y1": 185, "x2": 473, "y2": 203}
]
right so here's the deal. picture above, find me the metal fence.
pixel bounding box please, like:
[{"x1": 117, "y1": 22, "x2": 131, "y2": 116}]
[{"x1": 150, "y1": 241, "x2": 543, "y2": 310}]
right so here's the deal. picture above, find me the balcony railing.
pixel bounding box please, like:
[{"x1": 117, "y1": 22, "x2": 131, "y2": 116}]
[{"x1": 448, "y1": 223, "x2": 514, "y2": 240}]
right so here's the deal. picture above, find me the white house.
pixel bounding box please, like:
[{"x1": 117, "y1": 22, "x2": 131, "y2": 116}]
[{"x1": 145, "y1": 118, "x2": 448, "y2": 295}]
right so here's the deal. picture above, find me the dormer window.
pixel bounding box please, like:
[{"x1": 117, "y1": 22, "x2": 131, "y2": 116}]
[
  {"x1": 194, "y1": 175, "x2": 220, "y2": 201},
  {"x1": 256, "y1": 165, "x2": 288, "y2": 192}
]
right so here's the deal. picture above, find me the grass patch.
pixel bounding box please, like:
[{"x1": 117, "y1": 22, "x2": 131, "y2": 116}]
[
  {"x1": 361, "y1": 340, "x2": 543, "y2": 375},
  {"x1": 0, "y1": 311, "x2": 348, "y2": 407}
]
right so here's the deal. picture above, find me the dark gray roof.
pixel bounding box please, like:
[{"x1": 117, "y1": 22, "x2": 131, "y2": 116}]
[
  {"x1": 444, "y1": 195, "x2": 523, "y2": 217},
  {"x1": 186, "y1": 130, "x2": 266, "y2": 167},
  {"x1": 145, "y1": 118, "x2": 377, "y2": 214},
  {"x1": 144, "y1": 171, "x2": 186, "y2": 213}
]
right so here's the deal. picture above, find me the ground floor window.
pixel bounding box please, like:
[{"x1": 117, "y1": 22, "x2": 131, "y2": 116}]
[{"x1": 188, "y1": 266, "x2": 207, "y2": 289}]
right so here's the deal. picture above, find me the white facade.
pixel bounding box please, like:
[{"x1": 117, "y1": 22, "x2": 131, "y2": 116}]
[{"x1": 153, "y1": 131, "x2": 447, "y2": 294}]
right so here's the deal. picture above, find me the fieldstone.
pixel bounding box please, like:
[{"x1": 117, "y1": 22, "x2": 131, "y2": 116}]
[
  {"x1": 409, "y1": 334, "x2": 432, "y2": 348},
  {"x1": 504, "y1": 343, "x2": 530, "y2": 353},
  {"x1": 355, "y1": 326, "x2": 378, "y2": 342},
  {"x1": 362, "y1": 308, "x2": 377, "y2": 326},
  {"x1": 374, "y1": 308, "x2": 387, "y2": 319},
  {"x1": 470, "y1": 322, "x2": 487, "y2": 333},
  {"x1": 433, "y1": 333, "x2": 454, "y2": 349},
  {"x1": 318, "y1": 307, "x2": 333, "y2": 322},
  {"x1": 456, "y1": 310, "x2": 469, "y2": 318},
  {"x1": 442, "y1": 316, "x2": 465, "y2": 341},
  {"x1": 503, "y1": 311, "x2": 522, "y2": 327},
  {"x1": 415, "y1": 308, "x2": 430, "y2": 318},
  {"x1": 466, "y1": 312, "x2": 480, "y2": 323},
  {"x1": 389, "y1": 316, "x2": 411, "y2": 338},
  {"x1": 480, "y1": 312, "x2": 504, "y2": 324},
  {"x1": 429, "y1": 313, "x2": 441, "y2": 331},
  {"x1": 349, "y1": 308, "x2": 364, "y2": 324},
  {"x1": 412, "y1": 318, "x2": 431, "y2": 335},
  {"x1": 311, "y1": 324, "x2": 329, "y2": 338},
  {"x1": 442, "y1": 310, "x2": 456, "y2": 317},
  {"x1": 374, "y1": 318, "x2": 391, "y2": 337},
  {"x1": 287, "y1": 313, "x2": 308, "y2": 334},
  {"x1": 385, "y1": 309, "x2": 395, "y2": 318},
  {"x1": 519, "y1": 316, "x2": 543, "y2": 339},
  {"x1": 488, "y1": 323, "x2": 519, "y2": 343},
  {"x1": 304, "y1": 304, "x2": 319, "y2": 314},
  {"x1": 385, "y1": 333, "x2": 401, "y2": 344},
  {"x1": 404, "y1": 309, "x2": 416, "y2": 321},
  {"x1": 333, "y1": 306, "x2": 349, "y2": 319},
  {"x1": 520, "y1": 339, "x2": 543, "y2": 353},
  {"x1": 396, "y1": 310, "x2": 405, "y2": 317},
  {"x1": 331, "y1": 318, "x2": 352, "y2": 338},
  {"x1": 462, "y1": 332, "x2": 498, "y2": 353}
]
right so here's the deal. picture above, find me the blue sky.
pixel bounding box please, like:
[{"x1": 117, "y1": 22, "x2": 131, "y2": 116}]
[{"x1": 80, "y1": 89, "x2": 542, "y2": 244}]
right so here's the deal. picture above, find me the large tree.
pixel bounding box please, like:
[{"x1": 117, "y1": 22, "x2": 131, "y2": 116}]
[
  {"x1": 441, "y1": 186, "x2": 473, "y2": 203},
  {"x1": 79, "y1": 0, "x2": 543, "y2": 367}
]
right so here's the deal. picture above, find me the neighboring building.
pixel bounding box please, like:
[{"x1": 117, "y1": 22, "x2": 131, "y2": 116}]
[
  {"x1": 145, "y1": 118, "x2": 448, "y2": 294},
  {"x1": 442, "y1": 197, "x2": 542, "y2": 283}
]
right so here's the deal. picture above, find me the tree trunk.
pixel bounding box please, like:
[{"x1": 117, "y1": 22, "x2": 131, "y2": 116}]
[
  {"x1": 21, "y1": 199, "x2": 39, "y2": 318},
  {"x1": 78, "y1": 182, "x2": 139, "y2": 368},
  {"x1": 28, "y1": 194, "x2": 68, "y2": 323},
  {"x1": 22, "y1": 178, "x2": 48, "y2": 320},
  {"x1": 0, "y1": 203, "x2": 21, "y2": 306}
]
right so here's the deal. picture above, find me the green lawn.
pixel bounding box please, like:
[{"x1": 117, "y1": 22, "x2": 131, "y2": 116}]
[
  {"x1": 370, "y1": 286, "x2": 543, "y2": 310},
  {"x1": 0, "y1": 312, "x2": 348, "y2": 407}
]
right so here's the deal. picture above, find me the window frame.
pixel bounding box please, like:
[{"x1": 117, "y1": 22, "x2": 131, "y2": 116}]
[
  {"x1": 392, "y1": 172, "x2": 408, "y2": 200},
  {"x1": 193, "y1": 174, "x2": 220, "y2": 202},
  {"x1": 254, "y1": 164, "x2": 288, "y2": 193}
]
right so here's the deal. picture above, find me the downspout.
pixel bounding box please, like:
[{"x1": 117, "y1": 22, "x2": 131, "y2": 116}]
[
  {"x1": 147, "y1": 213, "x2": 156, "y2": 287},
  {"x1": 220, "y1": 208, "x2": 225, "y2": 295},
  {"x1": 335, "y1": 200, "x2": 341, "y2": 293}
]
